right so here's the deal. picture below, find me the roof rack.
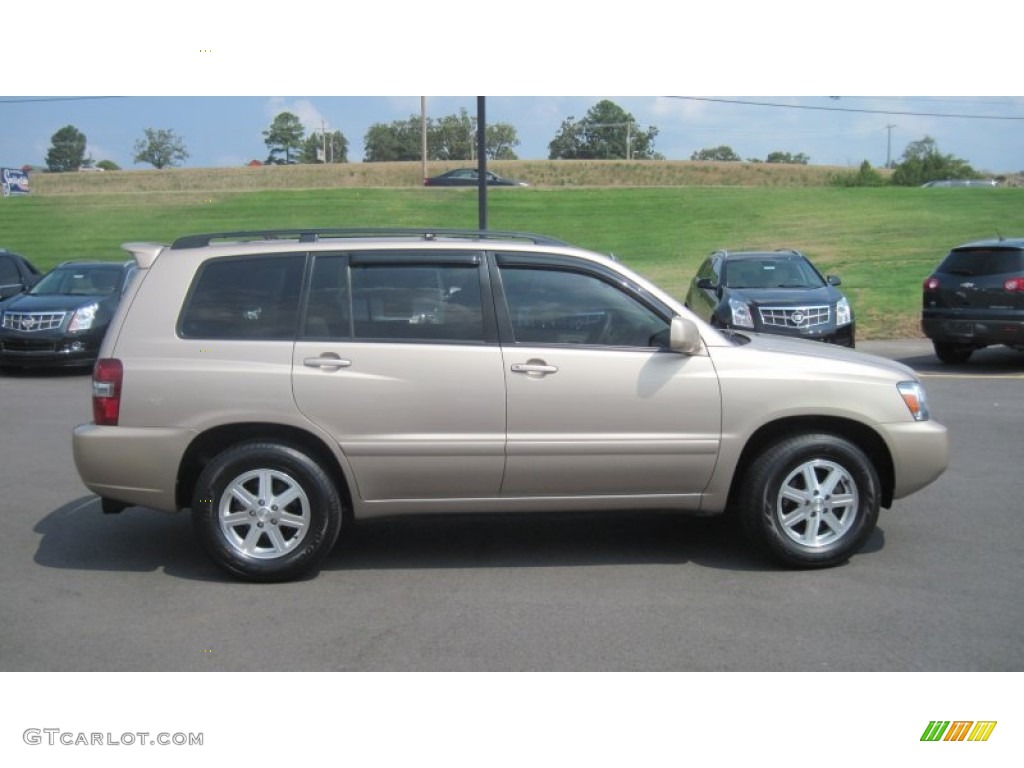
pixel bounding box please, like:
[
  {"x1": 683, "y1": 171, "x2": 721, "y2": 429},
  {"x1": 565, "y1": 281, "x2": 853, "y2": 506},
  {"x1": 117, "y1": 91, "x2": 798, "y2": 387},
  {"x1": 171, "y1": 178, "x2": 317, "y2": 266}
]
[{"x1": 170, "y1": 228, "x2": 570, "y2": 250}]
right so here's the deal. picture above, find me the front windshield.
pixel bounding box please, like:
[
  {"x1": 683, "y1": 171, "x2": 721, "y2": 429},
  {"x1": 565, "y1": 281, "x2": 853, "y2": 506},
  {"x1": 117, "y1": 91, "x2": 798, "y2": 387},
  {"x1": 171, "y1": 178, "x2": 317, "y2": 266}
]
[
  {"x1": 30, "y1": 266, "x2": 122, "y2": 296},
  {"x1": 725, "y1": 258, "x2": 825, "y2": 289}
]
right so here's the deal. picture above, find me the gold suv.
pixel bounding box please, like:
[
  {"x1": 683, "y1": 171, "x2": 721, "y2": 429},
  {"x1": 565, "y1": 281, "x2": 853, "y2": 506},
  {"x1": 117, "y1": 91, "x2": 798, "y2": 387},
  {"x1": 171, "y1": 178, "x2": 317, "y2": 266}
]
[{"x1": 72, "y1": 229, "x2": 949, "y2": 581}]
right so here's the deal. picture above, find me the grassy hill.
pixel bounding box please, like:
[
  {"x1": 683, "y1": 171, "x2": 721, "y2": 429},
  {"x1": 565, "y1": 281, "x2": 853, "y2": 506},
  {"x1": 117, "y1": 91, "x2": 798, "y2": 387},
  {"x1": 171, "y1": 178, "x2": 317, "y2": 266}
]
[
  {"x1": 6, "y1": 161, "x2": 1024, "y2": 339},
  {"x1": 27, "y1": 159, "x2": 885, "y2": 195}
]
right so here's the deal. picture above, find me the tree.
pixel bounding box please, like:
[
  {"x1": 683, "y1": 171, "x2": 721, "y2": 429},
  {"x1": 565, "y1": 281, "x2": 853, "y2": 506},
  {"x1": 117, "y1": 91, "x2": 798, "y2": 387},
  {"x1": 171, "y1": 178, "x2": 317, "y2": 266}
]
[
  {"x1": 765, "y1": 151, "x2": 809, "y2": 164},
  {"x1": 263, "y1": 112, "x2": 305, "y2": 165},
  {"x1": 548, "y1": 100, "x2": 658, "y2": 160},
  {"x1": 362, "y1": 111, "x2": 520, "y2": 162},
  {"x1": 691, "y1": 146, "x2": 741, "y2": 162},
  {"x1": 96, "y1": 160, "x2": 121, "y2": 171},
  {"x1": 300, "y1": 131, "x2": 349, "y2": 163},
  {"x1": 363, "y1": 118, "x2": 421, "y2": 162},
  {"x1": 486, "y1": 123, "x2": 520, "y2": 160},
  {"x1": 829, "y1": 160, "x2": 887, "y2": 187},
  {"x1": 133, "y1": 128, "x2": 190, "y2": 169},
  {"x1": 45, "y1": 125, "x2": 87, "y2": 172},
  {"x1": 890, "y1": 136, "x2": 977, "y2": 186}
]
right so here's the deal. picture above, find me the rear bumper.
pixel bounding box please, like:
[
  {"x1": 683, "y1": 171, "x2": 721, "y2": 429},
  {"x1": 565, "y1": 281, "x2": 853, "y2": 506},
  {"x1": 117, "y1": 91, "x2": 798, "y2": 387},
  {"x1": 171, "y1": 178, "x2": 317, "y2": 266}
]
[
  {"x1": 72, "y1": 423, "x2": 196, "y2": 512},
  {"x1": 922, "y1": 314, "x2": 1024, "y2": 347}
]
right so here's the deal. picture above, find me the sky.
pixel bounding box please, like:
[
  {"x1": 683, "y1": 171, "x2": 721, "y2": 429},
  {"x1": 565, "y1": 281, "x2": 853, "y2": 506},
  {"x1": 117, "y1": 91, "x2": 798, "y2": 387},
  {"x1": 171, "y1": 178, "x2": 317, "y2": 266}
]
[
  {"x1": 3, "y1": 95, "x2": 1023, "y2": 173},
  {"x1": 5, "y1": 2, "x2": 1021, "y2": 174}
]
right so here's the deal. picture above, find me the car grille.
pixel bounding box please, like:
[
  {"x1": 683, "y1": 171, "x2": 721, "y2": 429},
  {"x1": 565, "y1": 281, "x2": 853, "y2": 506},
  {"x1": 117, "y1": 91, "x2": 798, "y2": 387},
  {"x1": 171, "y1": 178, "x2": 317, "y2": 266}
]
[
  {"x1": 1, "y1": 338, "x2": 57, "y2": 352},
  {"x1": 758, "y1": 305, "x2": 830, "y2": 329},
  {"x1": 2, "y1": 311, "x2": 67, "y2": 332}
]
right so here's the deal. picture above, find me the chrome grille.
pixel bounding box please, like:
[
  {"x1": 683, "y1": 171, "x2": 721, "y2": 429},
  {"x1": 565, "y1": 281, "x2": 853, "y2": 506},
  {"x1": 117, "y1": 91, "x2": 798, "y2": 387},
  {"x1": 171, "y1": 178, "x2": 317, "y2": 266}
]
[
  {"x1": 1, "y1": 311, "x2": 67, "y2": 332},
  {"x1": 759, "y1": 305, "x2": 830, "y2": 329}
]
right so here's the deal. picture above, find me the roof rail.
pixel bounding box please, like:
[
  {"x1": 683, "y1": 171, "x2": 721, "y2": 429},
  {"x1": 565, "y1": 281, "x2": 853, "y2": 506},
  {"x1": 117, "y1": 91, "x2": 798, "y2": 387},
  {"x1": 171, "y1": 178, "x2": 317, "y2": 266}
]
[{"x1": 170, "y1": 228, "x2": 570, "y2": 250}]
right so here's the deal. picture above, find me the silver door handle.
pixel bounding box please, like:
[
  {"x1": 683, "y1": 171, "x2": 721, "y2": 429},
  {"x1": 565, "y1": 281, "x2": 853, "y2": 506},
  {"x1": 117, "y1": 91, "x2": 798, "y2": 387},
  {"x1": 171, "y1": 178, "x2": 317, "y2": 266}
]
[
  {"x1": 303, "y1": 356, "x2": 353, "y2": 369},
  {"x1": 511, "y1": 363, "x2": 559, "y2": 375}
]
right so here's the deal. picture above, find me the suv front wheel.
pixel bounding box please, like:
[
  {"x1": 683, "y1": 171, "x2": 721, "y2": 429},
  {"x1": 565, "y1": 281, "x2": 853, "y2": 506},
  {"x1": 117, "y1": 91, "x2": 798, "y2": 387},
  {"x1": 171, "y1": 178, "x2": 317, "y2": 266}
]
[
  {"x1": 738, "y1": 433, "x2": 880, "y2": 568},
  {"x1": 192, "y1": 442, "x2": 342, "y2": 582}
]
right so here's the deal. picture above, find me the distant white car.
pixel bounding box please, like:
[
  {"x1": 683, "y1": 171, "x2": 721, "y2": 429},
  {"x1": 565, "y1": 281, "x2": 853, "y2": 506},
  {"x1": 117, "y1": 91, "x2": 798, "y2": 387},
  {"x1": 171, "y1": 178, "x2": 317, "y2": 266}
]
[{"x1": 920, "y1": 179, "x2": 997, "y2": 187}]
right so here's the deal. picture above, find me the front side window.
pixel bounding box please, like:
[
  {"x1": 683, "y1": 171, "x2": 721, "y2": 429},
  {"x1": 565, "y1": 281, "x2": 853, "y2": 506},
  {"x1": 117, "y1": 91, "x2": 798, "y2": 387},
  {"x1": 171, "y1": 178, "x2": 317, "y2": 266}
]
[
  {"x1": 500, "y1": 266, "x2": 669, "y2": 347},
  {"x1": 179, "y1": 254, "x2": 305, "y2": 339}
]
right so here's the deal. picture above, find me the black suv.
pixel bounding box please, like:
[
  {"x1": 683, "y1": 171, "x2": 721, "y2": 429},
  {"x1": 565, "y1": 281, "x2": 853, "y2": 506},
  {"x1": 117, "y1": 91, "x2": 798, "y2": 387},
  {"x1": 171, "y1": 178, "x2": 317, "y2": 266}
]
[
  {"x1": 0, "y1": 260, "x2": 135, "y2": 369},
  {"x1": 921, "y1": 238, "x2": 1024, "y2": 363},
  {"x1": 685, "y1": 249, "x2": 855, "y2": 347}
]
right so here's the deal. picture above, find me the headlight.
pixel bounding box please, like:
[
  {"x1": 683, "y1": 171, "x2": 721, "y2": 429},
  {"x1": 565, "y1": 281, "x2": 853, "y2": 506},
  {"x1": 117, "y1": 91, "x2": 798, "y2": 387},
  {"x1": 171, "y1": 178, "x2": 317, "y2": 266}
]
[
  {"x1": 836, "y1": 297, "x2": 852, "y2": 327},
  {"x1": 728, "y1": 298, "x2": 754, "y2": 328},
  {"x1": 68, "y1": 303, "x2": 99, "y2": 332},
  {"x1": 897, "y1": 381, "x2": 930, "y2": 421}
]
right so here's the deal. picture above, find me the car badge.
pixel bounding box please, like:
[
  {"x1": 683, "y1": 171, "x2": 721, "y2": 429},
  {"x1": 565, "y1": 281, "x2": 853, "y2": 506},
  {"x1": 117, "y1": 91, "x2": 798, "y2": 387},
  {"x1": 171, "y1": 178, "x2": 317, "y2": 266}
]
[
  {"x1": 960, "y1": 282, "x2": 975, "y2": 289},
  {"x1": 791, "y1": 311, "x2": 805, "y2": 326},
  {"x1": 21, "y1": 316, "x2": 37, "y2": 330}
]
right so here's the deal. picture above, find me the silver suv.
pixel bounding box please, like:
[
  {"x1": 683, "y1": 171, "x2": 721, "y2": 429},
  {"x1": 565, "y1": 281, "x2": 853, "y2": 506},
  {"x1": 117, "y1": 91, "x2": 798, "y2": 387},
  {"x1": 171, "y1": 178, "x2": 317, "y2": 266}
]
[{"x1": 72, "y1": 229, "x2": 949, "y2": 581}]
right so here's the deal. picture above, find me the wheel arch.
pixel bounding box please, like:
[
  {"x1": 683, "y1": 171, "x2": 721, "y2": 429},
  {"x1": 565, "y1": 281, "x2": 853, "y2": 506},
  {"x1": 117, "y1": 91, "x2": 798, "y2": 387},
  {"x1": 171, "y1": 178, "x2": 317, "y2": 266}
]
[
  {"x1": 728, "y1": 416, "x2": 895, "y2": 510},
  {"x1": 176, "y1": 422, "x2": 354, "y2": 520}
]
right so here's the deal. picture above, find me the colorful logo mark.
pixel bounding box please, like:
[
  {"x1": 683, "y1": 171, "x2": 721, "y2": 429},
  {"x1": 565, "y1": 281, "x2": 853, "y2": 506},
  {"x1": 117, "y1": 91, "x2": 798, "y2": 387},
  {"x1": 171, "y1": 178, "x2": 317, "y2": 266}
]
[{"x1": 921, "y1": 721, "x2": 997, "y2": 742}]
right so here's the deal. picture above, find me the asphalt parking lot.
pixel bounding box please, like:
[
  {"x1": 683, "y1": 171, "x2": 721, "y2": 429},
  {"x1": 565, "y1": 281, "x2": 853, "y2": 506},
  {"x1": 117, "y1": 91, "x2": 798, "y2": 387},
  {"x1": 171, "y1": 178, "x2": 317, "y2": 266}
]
[{"x1": 1, "y1": 340, "x2": 1021, "y2": 671}]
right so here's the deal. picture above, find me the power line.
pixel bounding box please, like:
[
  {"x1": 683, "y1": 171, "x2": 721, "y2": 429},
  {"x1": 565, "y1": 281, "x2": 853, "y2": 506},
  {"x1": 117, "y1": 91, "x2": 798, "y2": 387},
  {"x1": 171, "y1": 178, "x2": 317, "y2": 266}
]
[
  {"x1": 0, "y1": 96, "x2": 126, "y2": 105},
  {"x1": 665, "y1": 96, "x2": 1024, "y2": 121}
]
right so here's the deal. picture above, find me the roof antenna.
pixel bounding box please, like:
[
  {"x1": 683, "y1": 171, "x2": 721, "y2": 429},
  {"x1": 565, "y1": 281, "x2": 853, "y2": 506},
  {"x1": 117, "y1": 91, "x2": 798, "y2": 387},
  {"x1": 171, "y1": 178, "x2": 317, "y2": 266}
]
[{"x1": 996, "y1": 229, "x2": 1004, "y2": 241}]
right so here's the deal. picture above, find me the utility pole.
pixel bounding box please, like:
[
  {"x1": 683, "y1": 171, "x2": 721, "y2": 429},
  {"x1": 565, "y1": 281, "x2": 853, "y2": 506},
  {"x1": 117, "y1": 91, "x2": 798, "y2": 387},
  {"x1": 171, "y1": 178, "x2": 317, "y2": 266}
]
[
  {"x1": 421, "y1": 97, "x2": 428, "y2": 183},
  {"x1": 885, "y1": 124, "x2": 896, "y2": 168}
]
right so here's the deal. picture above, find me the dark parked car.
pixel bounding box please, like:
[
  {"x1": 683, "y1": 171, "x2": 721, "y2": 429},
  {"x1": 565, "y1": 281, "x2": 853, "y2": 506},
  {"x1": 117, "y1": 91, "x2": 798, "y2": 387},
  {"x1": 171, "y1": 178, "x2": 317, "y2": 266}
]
[
  {"x1": 921, "y1": 237, "x2": 1024, "y2": 363},
  {"x1": 0, "y1": 260, "x2": 135, "y2": 370},
  {"x1": 424, "y1": 168, "x2": 528, "y2": 187},
  {"x1": 0, "y1": 248, "x2": 43, "y2": 300},
  {"x1": 685, "y1": 249, "x2": 855, "y2": 347}
]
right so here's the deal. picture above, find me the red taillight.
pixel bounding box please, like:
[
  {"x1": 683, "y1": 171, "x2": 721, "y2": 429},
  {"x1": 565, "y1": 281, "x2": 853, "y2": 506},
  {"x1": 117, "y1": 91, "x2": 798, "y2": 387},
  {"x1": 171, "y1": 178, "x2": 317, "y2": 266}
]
[
  {"x1": 923, "y1": 276, "x2": 941, "y2": 291},
  {"x1": 1004, "y1": 277, "x2": 1024, "y2": 292},
  {"x1": 92, "y1": 358, "x2": 123, "y2": 426}
]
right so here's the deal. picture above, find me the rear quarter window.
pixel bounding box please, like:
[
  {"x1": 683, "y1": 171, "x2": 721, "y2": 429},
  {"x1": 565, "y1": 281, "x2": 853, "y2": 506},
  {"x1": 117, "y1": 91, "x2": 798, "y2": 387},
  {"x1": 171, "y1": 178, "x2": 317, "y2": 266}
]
[{"x1": 178, "y1": 254, "x2": 305, "y2": 339}]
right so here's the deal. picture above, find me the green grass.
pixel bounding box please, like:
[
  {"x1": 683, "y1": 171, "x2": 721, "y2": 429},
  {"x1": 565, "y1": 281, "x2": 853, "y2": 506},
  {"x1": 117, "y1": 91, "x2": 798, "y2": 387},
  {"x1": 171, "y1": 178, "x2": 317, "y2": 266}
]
[{"x1": 2, "y1": 186, "x2": 1022, "y2": 338}]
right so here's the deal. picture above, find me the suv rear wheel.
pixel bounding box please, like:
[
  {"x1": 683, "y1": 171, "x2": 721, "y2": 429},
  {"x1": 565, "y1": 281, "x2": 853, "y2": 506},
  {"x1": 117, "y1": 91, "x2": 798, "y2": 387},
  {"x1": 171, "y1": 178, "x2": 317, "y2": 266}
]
[
  {"x1": 933, "y1": 341, "x2": 974, "y2": 365},
  {"x1": 192, "y1": 442, "x2": 342, "y2": 582},
  {"x1": 739, "y1": 433, "x2": 880, "y2": 568}
]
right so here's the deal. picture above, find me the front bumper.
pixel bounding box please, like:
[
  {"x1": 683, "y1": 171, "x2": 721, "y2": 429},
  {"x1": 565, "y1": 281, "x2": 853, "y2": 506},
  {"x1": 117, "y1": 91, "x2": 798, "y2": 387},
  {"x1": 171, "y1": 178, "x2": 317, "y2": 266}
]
[{"x1": 0, "y1": 329, "x2": 103, "y2": 367}]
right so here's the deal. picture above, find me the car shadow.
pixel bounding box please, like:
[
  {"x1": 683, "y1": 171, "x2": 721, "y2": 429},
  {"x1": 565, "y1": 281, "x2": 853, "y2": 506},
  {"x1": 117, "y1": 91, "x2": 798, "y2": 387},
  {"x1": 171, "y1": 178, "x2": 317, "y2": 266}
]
[
  {"x1": 33, "y1": 497, "x2": 886, "y2": 581},
  {"x1": 897, "y1": 345, "x2": 1024, "y2": 376}
]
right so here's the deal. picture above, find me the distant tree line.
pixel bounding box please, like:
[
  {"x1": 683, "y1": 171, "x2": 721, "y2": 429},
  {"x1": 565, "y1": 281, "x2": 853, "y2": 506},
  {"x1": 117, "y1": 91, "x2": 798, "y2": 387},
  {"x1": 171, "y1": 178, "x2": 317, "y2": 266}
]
[{"x1": 38, "y1": 102, "x2": 984, "y2": 188}]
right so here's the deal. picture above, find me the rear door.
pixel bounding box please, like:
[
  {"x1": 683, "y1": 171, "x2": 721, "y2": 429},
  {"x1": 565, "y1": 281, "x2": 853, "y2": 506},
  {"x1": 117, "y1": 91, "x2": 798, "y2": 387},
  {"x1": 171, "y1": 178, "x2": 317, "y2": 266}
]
[{"x1": 291, "y1": 251, "x2": 507, "y2": 502}]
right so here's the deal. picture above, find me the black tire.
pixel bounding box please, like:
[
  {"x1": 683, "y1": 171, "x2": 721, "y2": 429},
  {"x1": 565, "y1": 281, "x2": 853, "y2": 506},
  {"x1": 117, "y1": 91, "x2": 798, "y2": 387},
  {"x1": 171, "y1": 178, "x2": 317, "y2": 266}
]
[
  {"x1": 933, "y1": 341, "x2": 973, "y2": 365},
  {"x1": 192, "y1": 442, "x2": 342, "y2": 582},
  {"x1": 738, "y1": 433, "x2": 880, "y2": 568}
]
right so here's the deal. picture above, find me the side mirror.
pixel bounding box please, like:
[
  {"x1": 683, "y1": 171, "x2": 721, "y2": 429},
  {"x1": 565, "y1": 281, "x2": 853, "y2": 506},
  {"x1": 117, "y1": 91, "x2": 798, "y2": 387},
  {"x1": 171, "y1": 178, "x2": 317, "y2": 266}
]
[
  {"x1": 696, "y1": 277, "x2": 716, "y2": 290},
  {"x1": 827, "y1": 275, "x2": 842, "y2": 286},
  {"x1": 669, "y1": 316, "x2": 703, "y2": 355}
]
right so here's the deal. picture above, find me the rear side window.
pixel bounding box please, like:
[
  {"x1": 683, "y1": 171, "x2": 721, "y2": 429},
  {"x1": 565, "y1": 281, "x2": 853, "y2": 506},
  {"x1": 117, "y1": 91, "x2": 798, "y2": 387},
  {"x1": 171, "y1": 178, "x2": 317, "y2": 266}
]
[
  {"x1": 0, "y1": 256, "x2": 18, "y2": 284},
  {"x1": 938, "y1": 248, "x2": 1024, "y2": 277},
  {"x1": 351, "y1": 263, "x2": 485, "y2": 342},
  {"x1": 179, "y1": 254, "x2": 305, "y2": 339}
]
